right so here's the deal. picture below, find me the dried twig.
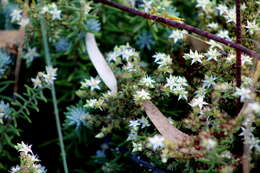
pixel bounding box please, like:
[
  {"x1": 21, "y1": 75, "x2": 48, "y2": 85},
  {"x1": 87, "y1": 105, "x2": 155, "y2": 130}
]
[{"x1": 93, "y1": 0, "x2": 260, "y2": 60}]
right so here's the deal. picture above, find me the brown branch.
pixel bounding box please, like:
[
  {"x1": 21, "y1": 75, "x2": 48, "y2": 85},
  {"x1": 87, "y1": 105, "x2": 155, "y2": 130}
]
[
  {"x1": 236, "y1": 0, "x2": 242, "y2": 88},
  {"x1": 93, "y1": 0, "x2": 260, "y2": 60}
]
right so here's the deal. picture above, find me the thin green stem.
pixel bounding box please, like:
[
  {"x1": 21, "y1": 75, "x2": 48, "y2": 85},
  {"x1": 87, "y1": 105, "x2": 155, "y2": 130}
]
[{"x1": 38, "y1": 3, "x2": 69, "y2": 173}]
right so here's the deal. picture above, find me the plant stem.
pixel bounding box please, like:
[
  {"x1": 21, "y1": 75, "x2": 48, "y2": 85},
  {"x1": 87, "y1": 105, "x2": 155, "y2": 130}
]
[
  {"x1": 235, "y1": 0, "x2": 242, "y2": 88},
  {"x1": 93, "y1": 0, "x2": 260, "y2": 60},
  {"x1": 39, "y1": 9, "x2": 69, "y2": 173}
]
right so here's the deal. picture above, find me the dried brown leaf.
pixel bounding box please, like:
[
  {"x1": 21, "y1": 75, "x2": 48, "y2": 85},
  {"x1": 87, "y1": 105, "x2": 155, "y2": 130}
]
[
  {"x1": 185, "y1": 34, "x2": 210, "y2": 52},
  {"x1": 142, "y1": 101, "x2": 191, "y2": 144},
  {"x1": 0, "y1": 29, "x2": 25, "y2": 54}
]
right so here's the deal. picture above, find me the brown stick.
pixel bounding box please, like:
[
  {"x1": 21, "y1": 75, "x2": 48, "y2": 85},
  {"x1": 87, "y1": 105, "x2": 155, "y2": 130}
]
[
  {"x1": 93, "y1": 0, "x2": 260, "y2": 60},
  {"x1": 236, "y1": 0, "x2": 242, "y2": 88}
]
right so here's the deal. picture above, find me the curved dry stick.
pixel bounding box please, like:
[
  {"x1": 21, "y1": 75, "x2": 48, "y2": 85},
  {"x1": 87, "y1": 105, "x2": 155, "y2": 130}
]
[
  {"x1": 142, "y1": 101, "x2": 191, "y2": 144},
  {"x1": 93, "y1": 0, "x2": 260, "y2": 60}
]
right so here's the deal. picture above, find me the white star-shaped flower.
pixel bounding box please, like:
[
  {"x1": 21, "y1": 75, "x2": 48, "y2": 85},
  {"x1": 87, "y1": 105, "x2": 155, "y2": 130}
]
[
  {"x1": 217, "y1": 30, "x2": 231, "y2": 40},
  {"x1": 81, "y1": 77, "x2": 101, "y2": 91},
  {"x1": 245, "y1": 20, "x2": 259, "y2": 35},
  {"x1": 184, "y1": 50, "x2": 204, "y2": 64},
  {"x1": 140, "y1": 75, "x2": 155, "y2": 88},
  {"x1": 16, "y1": 141, "x2": 33, "y2": 155},
  {"x1": 10, "y1": 9, "x2": 22, "y2": 22},
  {"x1": 50, "y1": 8, "x2": 61, "y2": 20},
  {"x1": 196, "y1": 0, "x2": 211, "y2": 11},
  {"x1": 148, "y1": 135, "x2": 165, "y2": 151},
  {"x1": 216, "y1": 4, "x2": 228, "y2": 15},
  {"x1": 202, "y1": 75, "x2": 217, "y2": 88},
  {"x1": 205, "y1": 48, "x2": 221, "y2": 61},
  {"x1": 133, "y1": 89, "x2": 151, "y2": 102},
  {"x1": 189, "y1": 96, "x2": 208, "y2": 110},
  {"x1": 234, "y1": 87, "x2": 252, "y2": 102},
  {"x1": 169, "y1": 30, "x2": 187, "y2": 43}
]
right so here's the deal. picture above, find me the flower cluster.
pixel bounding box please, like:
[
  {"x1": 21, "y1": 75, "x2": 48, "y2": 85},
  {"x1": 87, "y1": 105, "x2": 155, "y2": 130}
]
[
  {"x1": 10, "y1": 8, "x2": 29, "y2": 27},
  {"x1": 239, "y1": 103, "x2": 260, "y2": 152},
  {"x1": 164, "y1": 75, "x2": 189, "y2": 100},
  {"x1": 168, "y1": 30, "x2": 187, "y2": 43},
  {"x1": 23, "y1": 47, "x2": 40, "y2": 67},
  {"x1": 133, "y1": 89, "x2": 151, "y2": 103},
  {"x1": 9, "y1": 142, "x2": 46, "y2": 173},
  {"x1": 81, "y1": 77, "x2": 101, "y2": 91},
  {"x1": 31, "y1": 66, "x2": 57, "y2": 88},
  {"x1": 107, "y1": 43, "x2": 139, "y2": 64},
  {"x1": 40, "y1": 3, "x2": 62, "y2": 20}
]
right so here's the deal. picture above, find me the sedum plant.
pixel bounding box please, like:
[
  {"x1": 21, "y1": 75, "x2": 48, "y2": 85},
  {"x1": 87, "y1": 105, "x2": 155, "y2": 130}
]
[{"x1": 0, "y1": 0, "x2": 259, "y2": 172}]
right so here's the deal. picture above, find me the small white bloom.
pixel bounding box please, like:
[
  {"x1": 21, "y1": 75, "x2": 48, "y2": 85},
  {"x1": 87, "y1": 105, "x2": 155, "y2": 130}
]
[
  {"x1": 43, "y1": 66, "x2": 57, "y2": 85},
  {"x1": 28, "y1": 154, "x2": 40, "y2": 162},
  {"x1": 107, "y1": 51, "x2": 119, "y2": 62},
  {"x1": 234, "y1": 87, "x2": 252, "y2": 102},
  {"x1": 142, "y1": 0, "x2": 152, "y2": 12},
  {"x1": 127, "y1": 130, "x2": 138, "y2": 141},
  {"x1": 84, "y1": 98, "x2": 103, "y2": 110},
  {"x1": 40, "y1": 6, "x2": 49, "y2": 14},
  {"x1": 184, "y1": 50, "x2": 204, "y2": 64},
  {"x1": 161, "y1": 153, "x2": 168, "y2": 163},
  {"x1": 152, "y1": 53, "x2": 172, "y2": 67},
  {"x1": 169, "y1": 30, "x2": 187, "y2": 43},
  {"x1": 205, "y1": 48, "x2": 221, "y2": 61},
  {"x1": 121, "y1": 48, "x2": 137, "y2": 61},
  {"x1": 242, "y1": 54, "x2": 253, "y2": 66},
  {"x1": 123, "y1": 62, "x2": 136, "y2": 72},
  {"x1": 247, "y1": 102, "x2": 260, "y2": 113},
  {"x1": 208, "y1": 40, "x2": 223, "y2": 49},
  {"x1": 195, "y1": 87, "x2": 207, "y2": 97},
  {"x1": 239, "y1": 127, "x2": 253, "y2": 137},
  {"x1": 10, "y1": 9, "x2": 22, "y2": 22},
  {"x1": 241, "y1": 3, "x2": 246, "y2": 10},
  {"x1": 138, "y1": 116, "x2": 150, "y2": 128},
  {"x1": 9, "y1": 165, "x2": 21, "y2": 173},
  {"x1": 81, "y1": 77, "x2": 101, "y2": 91},
  {"x1": 132, "y1": 142, "x2": 143, "y2": 152},
  {"x1": 83, "y1": 2, "x2": 92, "y2": 15},
  {"x1": 129, "y1": 120, "x2": 140, "y2": 128},
  {"x1": 242, "y1": 76, "x2": 253, "y2": 88},
  {"x1": 31, "y1": 76, "x2": 43, "y2": 88},
  {"x1": 247, "y1": 136, "x2": 260, "y2": 151},
  {"x1": 18, "y1": 17, "x2": 30, "y2": 27},
  {"x1": 16, "y1": 141, "x2": 32, "y2": 155},
  {"x1": 189, "y1": 96, "x2": 208, "y2": 110},
  {"x1": 173, "y1": 86, "x2": 188, "y2": 100},
  {"x1": 24, "y1": 47, "x2": 40, "y2": 62},
  {"x1": 140, "y1": 75, "x2": 155, "y2": 88},
  {"x1": 207, "y1": 23, "x2": 218, "y2": 30},
  {"x1": 201, "y1": 138, "x2": 217, "y2": 150},
  {"x1": 95, "y1": 132, "x2": 105, "y2": 138},
  {"x1": 216, "y1": 4, "x2": 228, "y2": 15},
  {"x1": 148, "y1": 135, "x2": 165, "y2": 151},
  {"x1": 217, "y1": 30, "x2": 231, "y2": 40},
  {"x1": 196, "y1": 0, "x2": 211, "y2": 11},
  {"x1": 85, "y1": 99, "x2": 97, "y2": 108},
  {"x1": 245, "y1": 20, "x2": 259, "y2": 35},
  {"x1": 133, "y1": 89, "x2": 151, "y2": 102},
  {"x1": 202, "y1": 75, "x2": 217, "y2": 88},
  {"x1": 224, "y1": 7, "x2": 236, "y2": 23},
  {"x1": 50, "y1": 8, "x2": 61, "y2": 20},
  {"x1": 165, "y1": 75, "x2": 188, "y2": 90}
]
